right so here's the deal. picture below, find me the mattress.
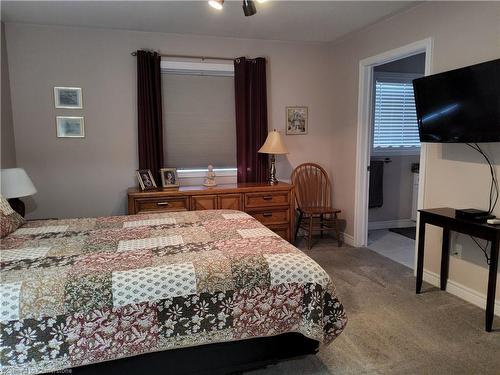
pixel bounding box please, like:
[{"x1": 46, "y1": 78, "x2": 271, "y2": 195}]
[{"x1": 0, "y1": 210, "x2": 347, "y2": 374}]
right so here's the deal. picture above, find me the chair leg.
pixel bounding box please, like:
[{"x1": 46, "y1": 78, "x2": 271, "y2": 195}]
[
  {"x1": 308, "y1": 215, "x2": 313, "y2": 250},
  {"x1": 334, "y1": 213, "x2": 342, "y2": 247},
  {"x1": 320, "y1": 214, "x2": 324, "y2": 238},
  {"x1": 295, "y1": 210, "x2": 303, "y2": 242}
]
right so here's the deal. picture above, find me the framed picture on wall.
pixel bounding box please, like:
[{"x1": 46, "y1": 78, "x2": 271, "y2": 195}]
[
  {"x1": 54, "y1": 87, "x2": 83, "y2": 109},
  {"x1": 136, "y1": 169, "x2": 157, "y2": 190},
  {"x1": 160, "y1": 168, "x2": 179, "y2": 188},
  {"x1": 286, "y1": 106, "x2": 308, "y2": 135},
  {"x1": 56, "y1": 116, "x2": 85, "y2": 138}
]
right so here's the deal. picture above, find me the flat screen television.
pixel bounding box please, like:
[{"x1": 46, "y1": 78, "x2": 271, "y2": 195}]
[{"x1": 413, "y1": 58, "x2": 500, "y2": 143}]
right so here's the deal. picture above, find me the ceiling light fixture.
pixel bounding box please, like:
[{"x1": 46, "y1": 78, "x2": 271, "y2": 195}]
[
  {"x1": 242, "y1": 0, "x2": 256, "y2": 16},
  {"x1": 256, "y1": 0, "x2": 266, "y2": 3},
  {"x1": 208, "y1": 0, "x2": 224, "y2": 10}
]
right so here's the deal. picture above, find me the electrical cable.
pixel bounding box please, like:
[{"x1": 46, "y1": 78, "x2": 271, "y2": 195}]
[
  {"x1": 465, "y1": 143, "x2": 498, "y2": 214},
  {"x1": 464, "y1": 143, "x2": 498, "y2": 265},
  {"x1": 469, "y1": 235, "x2": 491, "y2": 265}
]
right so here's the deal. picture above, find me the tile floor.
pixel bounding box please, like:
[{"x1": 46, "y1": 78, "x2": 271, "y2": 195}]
[{"x1": 367, "y1": 228, "x2": 415, "y2": 269}]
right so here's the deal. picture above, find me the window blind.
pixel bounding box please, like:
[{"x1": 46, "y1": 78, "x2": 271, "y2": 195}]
[
  {"x1": 162, "y1": 74, "x2": 236, "y2": 169},
  {"x1": 373, "y1": 80, "x2": 420, "y2": 149}
]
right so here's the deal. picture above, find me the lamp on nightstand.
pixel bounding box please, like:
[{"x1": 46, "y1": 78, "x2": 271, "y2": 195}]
[
  {"x1": 1, "y1": 168, "x2": 37, "y2": 217},
  {"x1": 258, "y1": 129, "x2": 289, "y2": 185}
]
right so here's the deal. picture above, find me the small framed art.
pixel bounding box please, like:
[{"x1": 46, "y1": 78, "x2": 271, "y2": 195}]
[
  {"x1": 136, "y1": 169, "x2": 157, "y2": 190},
  {"x1": 54, "y1": 87, "x2": 83, "y2": 109},
  {"x1": 286, "y1": 106, "x2": 308, "y2": 135},
  {"x1": 56, "y1": 116, "x2": 85, "y2": 138},
  {"x1": 160, "y1": 168, "x2": 179, "y2": 188}
]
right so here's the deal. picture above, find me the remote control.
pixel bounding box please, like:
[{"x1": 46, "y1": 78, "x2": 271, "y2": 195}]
[{"x1": 486, "y1": 218, "x2": 500, "y2": 225}]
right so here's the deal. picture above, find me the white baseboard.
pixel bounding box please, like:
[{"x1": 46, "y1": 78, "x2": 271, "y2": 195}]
[
  {"x1": 368, "y1": 219, "x2": 415, "y2": 230},
  {"x1": 423, "y1": 270, "x2": 500, "y2": 317},
  {"x1": 342, "y1": 232, "x2": 355, "y2": 247}
]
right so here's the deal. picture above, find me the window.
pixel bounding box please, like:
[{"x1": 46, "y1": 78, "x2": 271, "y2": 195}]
[
  {"x1": 372, "y1": 72, "x2": 422, "y2": 154},
  {"x1": 161, "y1": 61, "x2": 236, "y2": 171}
]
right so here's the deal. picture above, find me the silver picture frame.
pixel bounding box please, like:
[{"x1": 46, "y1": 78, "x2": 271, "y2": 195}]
[
  {"x1": 160, "y1": 168, "x2": 180, "y2": 188},
  {"x1": 136, "y1": 169, "x2": 157, "y2": 190},
  {"x1": 54, "y1": 87, "x2": 83, "y2": 109},
  {"x1": 56, "y1": 116, "x2": 85, "y2": 138}
]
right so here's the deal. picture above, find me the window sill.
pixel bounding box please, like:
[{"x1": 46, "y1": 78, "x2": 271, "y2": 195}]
[{"x1": 177, "y1": 168, "x2": 237, "y2": 179}]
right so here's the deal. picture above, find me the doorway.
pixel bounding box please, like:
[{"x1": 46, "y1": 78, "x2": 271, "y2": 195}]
[{"x1": 353, "y1": 39, "x2": 433, "y2": 270}]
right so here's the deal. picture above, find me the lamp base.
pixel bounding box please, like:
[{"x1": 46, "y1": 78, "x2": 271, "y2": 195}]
[
  {"x1": 268, "y1": 154, "x2": 279, "y2": 185},
  {"x1": 268, "y1": 176, "x2": 279, "y2": 185},
  {"x1": 8, "y1": 198, "x2": 25, "y2": 217}
]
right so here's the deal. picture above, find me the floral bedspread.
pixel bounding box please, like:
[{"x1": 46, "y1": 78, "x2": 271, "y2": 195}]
[{"x1": 0, "y1": 210, "x2": 347, "y2": 374}]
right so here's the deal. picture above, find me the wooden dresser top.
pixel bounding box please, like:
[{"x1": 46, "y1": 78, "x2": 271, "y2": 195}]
[{"x1": 128, "y1": 182, "x2": 293, "y2": 197}]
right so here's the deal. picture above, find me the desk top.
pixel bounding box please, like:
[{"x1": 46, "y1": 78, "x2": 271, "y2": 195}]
[{"x1": 419, "y1": 207, "x2": 500, "y2": 232}]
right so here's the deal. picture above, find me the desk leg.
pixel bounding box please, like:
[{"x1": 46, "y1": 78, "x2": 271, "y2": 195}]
[
  {"x1": 440, "y1": 228, "x2": 450, "y2": 291},
  {"x1": 486, "y1": 237, "x2": 499, "y2": 332},
  {"x1": 416, "y1": 217, "x2": 426, "y2": 294}
]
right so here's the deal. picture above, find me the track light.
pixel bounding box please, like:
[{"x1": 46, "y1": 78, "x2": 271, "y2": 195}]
[
  {"x1": 242, "y1": 0, "x2": 256, "y2": 16},
  {"x1": 208, "y1": 0, "x2": 224, "y2": 10}
]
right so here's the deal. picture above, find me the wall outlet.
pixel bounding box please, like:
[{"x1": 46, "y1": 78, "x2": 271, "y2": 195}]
[{"x1": 452, "y1": 243, "x2": 463, "y2": 258}]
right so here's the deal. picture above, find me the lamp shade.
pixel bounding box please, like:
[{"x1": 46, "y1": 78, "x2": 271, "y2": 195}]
[
  {"x1": 258, "y1": 130, "x2": 289, "y2": 155},
  {"x1": 1, "y1": 168, "x2": 37, "y2": 199}
]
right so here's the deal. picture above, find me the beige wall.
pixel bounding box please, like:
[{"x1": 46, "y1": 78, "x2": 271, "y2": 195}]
[
  {"x1": 1, "y1": 22, "x2": 16, "y2": 169},
  {"x1": 5, "y1": 23, "x2": 333, "y2": 219},
  {"x1": 329, "y1": 1, "x2": 500, "y2": 299}
]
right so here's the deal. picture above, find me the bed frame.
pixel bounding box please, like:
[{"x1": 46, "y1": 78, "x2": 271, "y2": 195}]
[{"x1": 71, "y1": 333, "x2": 319, "y2": 375}]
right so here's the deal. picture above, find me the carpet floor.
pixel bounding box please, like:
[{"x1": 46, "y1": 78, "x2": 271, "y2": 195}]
[{"x1": 248, "y1": 238, "x2": 500, "y2": 375}]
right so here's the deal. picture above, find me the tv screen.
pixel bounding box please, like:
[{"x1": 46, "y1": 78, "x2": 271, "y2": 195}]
[{"x1": 413, "y1": 58, "x2": 500, "y2": 143}]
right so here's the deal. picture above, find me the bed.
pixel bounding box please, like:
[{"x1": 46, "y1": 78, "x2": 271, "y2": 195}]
[{"x1": 0, "y1": 209, "x2": 347, "y2": 374}]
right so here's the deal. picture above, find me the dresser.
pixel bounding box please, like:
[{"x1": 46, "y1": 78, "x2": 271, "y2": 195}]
[{"x1": 127, "y1": 182, "x2": 294, "y2": 242}]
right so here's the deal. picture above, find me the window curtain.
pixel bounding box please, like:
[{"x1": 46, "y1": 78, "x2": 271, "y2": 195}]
[
  {"x1": 137, "y1": 50, "x2": 164, "y2": 183},
  {"x1": 234, "y1": 57, "x2": 269, "y2": 183}
]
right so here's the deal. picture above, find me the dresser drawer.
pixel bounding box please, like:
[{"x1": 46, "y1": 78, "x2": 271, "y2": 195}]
[
  {"x1": 249, "y1": 208, "x2": 289, "y2": 225},
  {"x1": 134, "y1": 196, "x2": 189, "y2": 213},
  {"x1": 244, "y1": 191, "x2": 290, "y2": 209},
  {"x1": 266, "y1": 224, "x2": 290, "y2": 241}
]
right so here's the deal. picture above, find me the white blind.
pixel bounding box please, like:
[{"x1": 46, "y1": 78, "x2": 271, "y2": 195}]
[
  {"x1": 162, "y1": 74, "x2": 236, "y2": 169},
  {"x1": 373, "y1": 80, "x2": 420, "y2": 149}
]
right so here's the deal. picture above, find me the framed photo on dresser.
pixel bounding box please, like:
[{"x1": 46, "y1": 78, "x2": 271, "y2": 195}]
[
  {"x1": 160, "y1": 168, "x2": 179, "y2": 188},
  {"x1": 136, "y1": 169, "x2": 157, "y2": 190}
]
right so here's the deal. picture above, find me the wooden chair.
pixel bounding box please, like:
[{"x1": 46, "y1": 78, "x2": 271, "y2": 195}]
[{"x1": 291, "y1": 163, "x2": 342, "y2": 249}]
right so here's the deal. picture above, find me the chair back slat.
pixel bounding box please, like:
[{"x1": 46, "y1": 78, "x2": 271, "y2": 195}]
[{"x1": 291, "y1": 163, "x2": 332, "y2": 210}]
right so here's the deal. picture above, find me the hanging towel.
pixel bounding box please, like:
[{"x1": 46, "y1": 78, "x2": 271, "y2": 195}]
[{"x1": 369, "y1": 160, "x2": 384, "y2": 208}]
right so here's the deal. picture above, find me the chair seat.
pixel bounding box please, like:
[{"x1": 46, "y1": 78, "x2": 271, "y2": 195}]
[{"x1": 301, "y1": 206, "x2": 341, "y2": 215}]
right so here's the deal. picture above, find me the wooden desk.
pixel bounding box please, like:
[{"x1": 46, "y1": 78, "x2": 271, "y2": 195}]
[
  {"x1": 416, "y1": 208, "x2": 499, "y2": 332},
  {"x1": 128, "y1": 182, "x2": 294, "y2": 242}
]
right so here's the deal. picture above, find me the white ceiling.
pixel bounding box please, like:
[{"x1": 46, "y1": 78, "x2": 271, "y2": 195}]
[{"x1": 1, "y1": 1, "x2": 417, "y2": 43}]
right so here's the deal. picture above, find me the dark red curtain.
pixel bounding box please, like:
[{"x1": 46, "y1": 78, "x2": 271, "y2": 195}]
[
  {"x1": 137, "y1": 50, "x2": 163, "y2": 183},
  {"x1": 234, "y1": 57, "x2": 269, "y2": 183}
]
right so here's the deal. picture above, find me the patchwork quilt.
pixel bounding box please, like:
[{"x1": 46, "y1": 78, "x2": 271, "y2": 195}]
[{"x1": 0, "y1": 210, "x2": 347, "y2": 374}]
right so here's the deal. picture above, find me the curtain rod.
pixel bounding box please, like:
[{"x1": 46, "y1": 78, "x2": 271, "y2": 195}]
[{"x1": 130, "y1": 51, "x2": 235, "y2": 62}]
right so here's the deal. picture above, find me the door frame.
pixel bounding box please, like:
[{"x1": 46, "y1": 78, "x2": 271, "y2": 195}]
[{"x1": 353, "y1": 38, "x2": 434, "y2": 262}]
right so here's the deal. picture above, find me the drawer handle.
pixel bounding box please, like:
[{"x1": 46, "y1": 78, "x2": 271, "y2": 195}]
[
  {"x1": 157, "y1": 202, "x2": 170, "y2": 206},
  {"x1": 263, "y1": 212, "x2": 273, "y2": 217},
  {"x1": 262, "y1": 196, "x2": 273, "y2": 201}
]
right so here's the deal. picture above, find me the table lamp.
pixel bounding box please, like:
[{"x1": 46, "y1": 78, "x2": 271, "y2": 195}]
[
  {"x1": 258, "y1": 130, "x2": 289, "y2": 185},
  {"x1": 1, "y1": 168, "x2": 37, "y2": 217}
]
